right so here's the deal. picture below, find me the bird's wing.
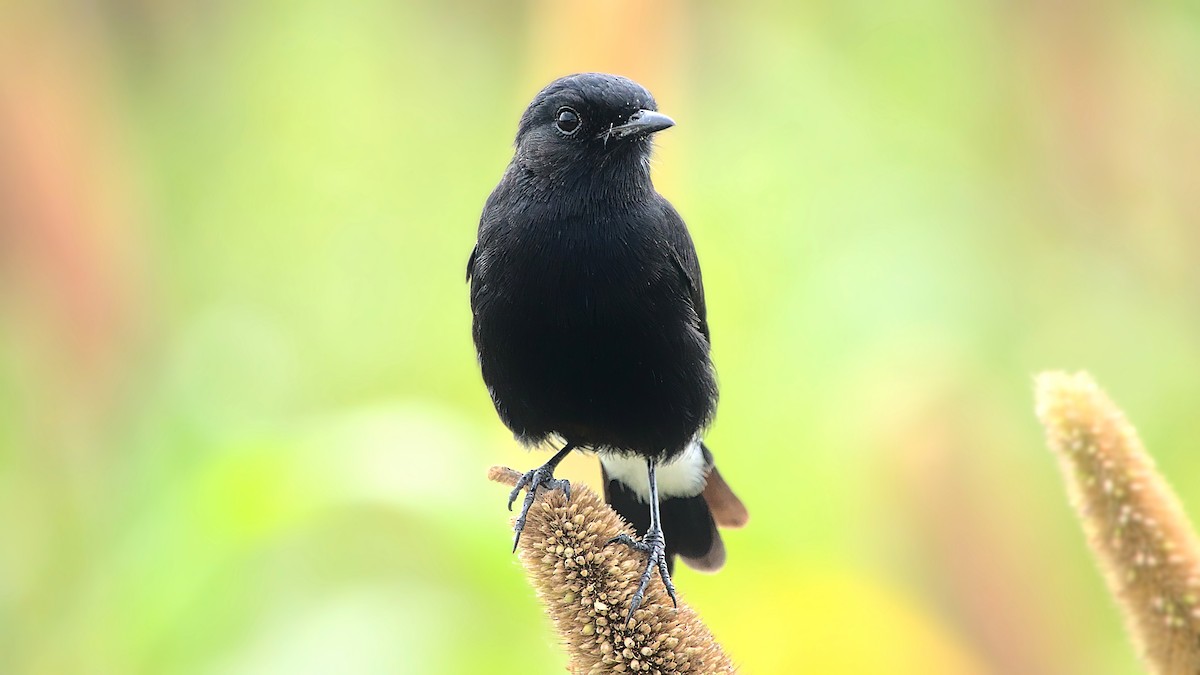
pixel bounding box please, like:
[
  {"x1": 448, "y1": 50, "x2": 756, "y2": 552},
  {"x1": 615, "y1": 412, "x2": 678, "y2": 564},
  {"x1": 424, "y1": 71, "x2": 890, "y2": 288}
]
[
  {"x1": 660, "y1": 203, "x2": 710, "y2": 344},
  {"x1": 465, "y1": 244, "x2": 478, "y2": 283}
]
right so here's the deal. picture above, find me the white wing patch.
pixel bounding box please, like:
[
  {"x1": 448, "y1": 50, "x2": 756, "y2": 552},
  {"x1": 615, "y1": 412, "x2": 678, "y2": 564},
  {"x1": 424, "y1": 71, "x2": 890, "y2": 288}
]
[{"x1": 599, "y1": 439, "x2": 708, "y2": 502}]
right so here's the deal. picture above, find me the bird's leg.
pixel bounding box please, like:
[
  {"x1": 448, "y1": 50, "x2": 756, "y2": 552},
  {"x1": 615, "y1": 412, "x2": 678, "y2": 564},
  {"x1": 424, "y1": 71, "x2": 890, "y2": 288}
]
[
  {"x1": 508, "y1": 443, "x2": 575, "y2": 551},
  {"x1": 606, "y1": 460, "x2": 678, "y2": 625}
]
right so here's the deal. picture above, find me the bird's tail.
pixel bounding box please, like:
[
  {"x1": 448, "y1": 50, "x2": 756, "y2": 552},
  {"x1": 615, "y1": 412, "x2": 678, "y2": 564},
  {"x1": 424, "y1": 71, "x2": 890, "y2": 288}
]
[{"x1": 601, "y1": 442, "x2": 748, "y2": 574}]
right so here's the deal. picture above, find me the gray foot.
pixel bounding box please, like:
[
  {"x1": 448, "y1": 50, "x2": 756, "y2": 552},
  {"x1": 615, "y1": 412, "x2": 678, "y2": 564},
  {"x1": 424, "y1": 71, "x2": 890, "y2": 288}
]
[
  {"x1": 508, "y1": 465, "x2": 571, "y2": 551},
  {"x1": 607, "y1": 527, "x2": 677, "y2": 625}
]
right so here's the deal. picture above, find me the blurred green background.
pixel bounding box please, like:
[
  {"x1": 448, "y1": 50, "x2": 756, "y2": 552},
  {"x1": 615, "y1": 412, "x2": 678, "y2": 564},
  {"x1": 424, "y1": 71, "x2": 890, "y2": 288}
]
[{"x1": 2, "y1": 0, "x2": 1200, "y2": 673}]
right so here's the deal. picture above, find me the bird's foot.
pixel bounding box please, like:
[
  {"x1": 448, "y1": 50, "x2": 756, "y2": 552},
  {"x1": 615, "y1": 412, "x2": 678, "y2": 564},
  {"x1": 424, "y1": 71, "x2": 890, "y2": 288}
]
[
  {"x1": 508, "y1": 464, "x2": 571, "y2": 552},
  {"x1": 607, "y1": 527, "x2": 677, "y2": 625}
]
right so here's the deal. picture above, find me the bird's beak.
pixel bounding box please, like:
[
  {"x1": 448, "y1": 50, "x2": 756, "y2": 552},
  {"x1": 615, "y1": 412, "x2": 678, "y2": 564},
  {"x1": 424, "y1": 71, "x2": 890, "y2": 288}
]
[{"x1": 602, "y1": 110, "x2": 676, "y2": 141}]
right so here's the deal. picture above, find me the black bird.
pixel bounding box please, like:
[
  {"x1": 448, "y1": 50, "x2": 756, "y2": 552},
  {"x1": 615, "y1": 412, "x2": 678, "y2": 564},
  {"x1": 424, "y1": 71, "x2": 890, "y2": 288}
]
[{"x1": 467, "y1": 73, "x2": 747, "y2": 622}]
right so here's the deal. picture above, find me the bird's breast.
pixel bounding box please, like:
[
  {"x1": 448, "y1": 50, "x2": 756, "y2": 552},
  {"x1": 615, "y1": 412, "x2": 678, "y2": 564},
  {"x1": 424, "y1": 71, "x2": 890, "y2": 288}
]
[{"x1": 504, "y1": 221, "x2": 665, "y2": 326}]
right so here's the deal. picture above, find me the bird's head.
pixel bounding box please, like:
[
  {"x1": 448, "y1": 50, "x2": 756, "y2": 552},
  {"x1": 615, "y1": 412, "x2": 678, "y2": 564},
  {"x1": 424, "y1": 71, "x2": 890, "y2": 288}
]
[{"x1": 513, "y1": 73, "x2": 674, "y2": 181}]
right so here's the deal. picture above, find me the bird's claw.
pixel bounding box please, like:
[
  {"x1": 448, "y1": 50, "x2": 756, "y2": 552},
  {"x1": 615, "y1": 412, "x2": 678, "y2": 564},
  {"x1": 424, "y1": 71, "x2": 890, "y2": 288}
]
[
  {"x1": 508, "y1": 465, "x2": 571, "y2": 552},
  {"x1": 606, "y1": 526, "x2": 677, "y2": 625}
]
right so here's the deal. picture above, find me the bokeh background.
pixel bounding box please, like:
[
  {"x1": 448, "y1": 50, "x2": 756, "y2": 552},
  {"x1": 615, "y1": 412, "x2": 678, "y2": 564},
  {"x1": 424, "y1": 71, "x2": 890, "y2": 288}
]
[{"x1": 2, "y1": 0, "x2": 1200, "y2": 673}]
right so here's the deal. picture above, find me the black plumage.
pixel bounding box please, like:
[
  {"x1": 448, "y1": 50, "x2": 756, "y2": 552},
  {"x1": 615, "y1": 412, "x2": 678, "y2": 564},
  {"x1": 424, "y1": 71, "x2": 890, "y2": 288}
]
[{"x1": 468, "y1": 73, "x2": 745, "y2": 622}]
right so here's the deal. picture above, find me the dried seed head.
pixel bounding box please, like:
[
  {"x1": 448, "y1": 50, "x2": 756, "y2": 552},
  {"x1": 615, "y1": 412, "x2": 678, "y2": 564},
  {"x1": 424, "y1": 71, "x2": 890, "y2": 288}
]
[
  {"x1": 489, "y1": 465, "x2": 736, "y2": 674},
  {"x1": 1036, "y1": 372, "x2": 1200, "y2": 673}
]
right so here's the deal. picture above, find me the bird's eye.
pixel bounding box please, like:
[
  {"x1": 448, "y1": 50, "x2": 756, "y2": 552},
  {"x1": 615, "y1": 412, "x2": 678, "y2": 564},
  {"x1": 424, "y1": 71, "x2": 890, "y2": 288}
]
[{"x1": 554, "y1": 107, "x2": 581, "y2": 135}]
